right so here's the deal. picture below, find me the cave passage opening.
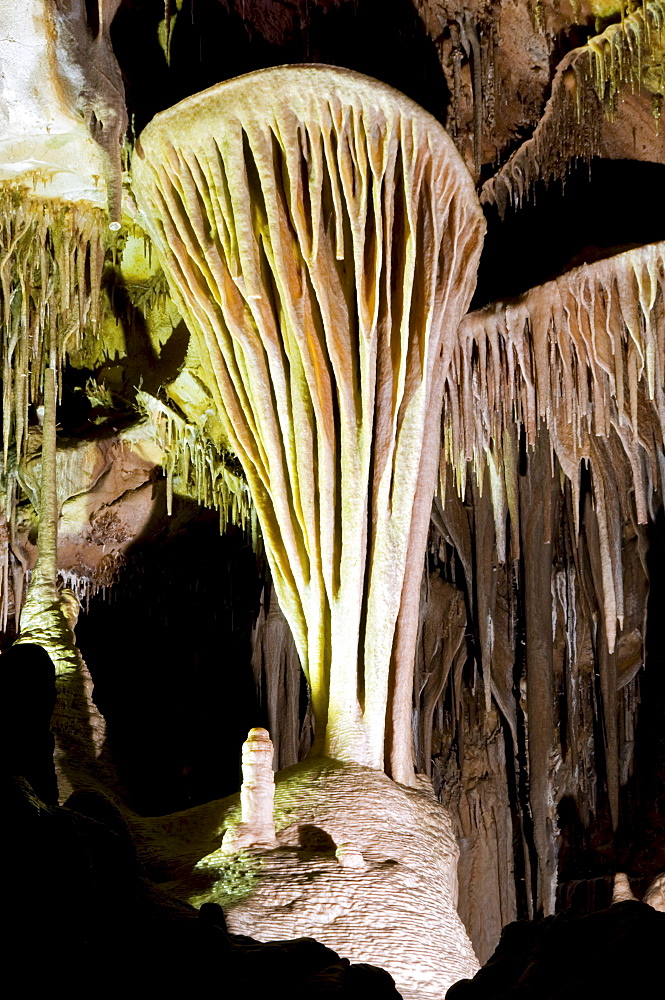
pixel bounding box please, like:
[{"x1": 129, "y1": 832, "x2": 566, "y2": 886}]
[{"x1": 75, "y1": 501, "x2": 266, "y2": 815}]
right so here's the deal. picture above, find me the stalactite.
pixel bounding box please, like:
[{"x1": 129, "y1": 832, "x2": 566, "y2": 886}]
[
  {"x1": 483, "y1": 1, "x2": 665, "y2": 213},
  {"x1": 0, "y1": 192, "x2": 107, "y2": 458},
  {"x1": 425, "y1": 426, "x2": 651, "y2": 951},
  {"x1": 460, "y1": 12, "x2": 484, "y2": 178},
  {"x1": 136, "y1": 391, "x2": 258, "y2": 544},
  {"x1": 0, "y1": 190, "x2": 109, "y2": 632},
  {"x1": 438, "y1": 6, "x2": 500, "y2": 174},
  {"x1": 583, "y1": 485, "x2": 621, "y2": 828},
  {"x1": 520, "y1": 434, "x2": 558, "y2": 917},
  {"x1": 417, "y1": 490, "x2": 519, "y2": 962},
  {"x1": 587, "y1": 0, "x2": 665, "y2": 116},
  {"x1": 444, "y1": 241, "x2": 665, "y2": 646},
  {"x1": 413, "y1": 570, "x2": 467, "y2": 779},
  {"x1": 449, "y1": 19, "x2": 464, "y2": 141},
  {"x1": 419, "y1": 240, "x2": 663, "y2": 940}
]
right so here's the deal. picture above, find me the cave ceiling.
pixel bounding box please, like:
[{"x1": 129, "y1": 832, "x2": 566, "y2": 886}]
[{"x1": 0, "y1": 0, "x2": 664, "y2": 978}]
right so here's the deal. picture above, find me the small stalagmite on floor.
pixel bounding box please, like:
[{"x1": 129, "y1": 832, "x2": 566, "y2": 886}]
[{"x1": 222, "y1": 727, "x2": 277, "y2": 853}]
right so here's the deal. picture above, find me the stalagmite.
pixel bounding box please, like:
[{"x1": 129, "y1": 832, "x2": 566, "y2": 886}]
[
  {"x1": 132, "y1": 64, "x2": 485, "y2": 782},
  {"x1": 335, "y1": 842, "x2": 367, "y2": 870},
  {"x1": 612, "y1": 872, "x2": 637, "y2": 902},
  {"x1": 184, "y1": 754, "x2": 479, "y2": 998},
  {"x1": 643, "y1": 872, "x2": 665, "y2": 911},
  {"x1": 222, "y1": 727, "x2": 277, "y2": 853}
]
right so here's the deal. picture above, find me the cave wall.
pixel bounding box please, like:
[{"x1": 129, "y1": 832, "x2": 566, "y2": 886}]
[{"x1": 1, "y1": 0, "x2": 664, "y2": 968}]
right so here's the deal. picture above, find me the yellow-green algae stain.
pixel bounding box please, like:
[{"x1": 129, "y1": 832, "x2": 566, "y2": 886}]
[{"x1": 191, "y1": 849, "x2": 266, "y2": 909}]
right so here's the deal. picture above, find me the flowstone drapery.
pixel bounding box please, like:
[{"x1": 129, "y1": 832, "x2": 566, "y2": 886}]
[
  {"x1": 128, "y1": 64, "x2": 485, "y2": 998},
  {"x1": 432, "y1": 240, "x2": 665, "y2": 927},
  {"x1": 443, "y1": 241, "x2": 664, "y2": 679},
  {"x1": 132, "y1": 64, "x2": 485, "y2": 781}
]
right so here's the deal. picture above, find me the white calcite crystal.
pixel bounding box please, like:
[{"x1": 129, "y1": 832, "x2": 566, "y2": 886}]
[{"x1": 221, "y1": 727, "x2": 277, "y2": 853}]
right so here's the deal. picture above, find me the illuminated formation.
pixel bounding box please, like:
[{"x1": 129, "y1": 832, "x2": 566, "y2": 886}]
[
  {"x1": 222, "y1": 727, "x2": 277, "y2": 853},
  {"x1": 0, "y1": 0, "x2": 124, "y2": 796},
  {"x1": 1, "y1": 6, "x2": 664, "y2": 996},
  {"x1": 132, "y1": 65, "x2": 485, "y2": 783},
  {"x1": 432, "y1": 241, "x2": 665, "y2": 919},
  {"x1": 131, "y1": 64, "x2": 484, "y2": 996},
  {"x1": 445, "y1": 242, "x2": 665, "y2": 639}
]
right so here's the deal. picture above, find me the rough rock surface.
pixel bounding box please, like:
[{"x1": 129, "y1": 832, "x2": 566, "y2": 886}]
[
  {"x1": 129, "y1": 757, "x2": 479, "y2": 1000},
  {"x1": 1, "y1": 0, "x2": 664, "y2": 985}
]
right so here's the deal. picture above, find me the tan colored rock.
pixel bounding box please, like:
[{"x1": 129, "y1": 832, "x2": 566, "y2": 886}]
[
  {"x1": 222, "y1": 727, "x2": 278, "y2": 853},
  {"x1": 643, "y1": 872, "x2": 665, "y2": 912},
  {"x1": 132, "y1": 758, "x2": 479, "y2": 1000},
  {"x1": 612, "y1": 872, "x2": 637, "y2": 903},
  {"x1": 132, "y1": 64, "x2": 485, "y2": 783},
  {"x1": 335, "y1": 842, "x2": 367, "y2": 870}
]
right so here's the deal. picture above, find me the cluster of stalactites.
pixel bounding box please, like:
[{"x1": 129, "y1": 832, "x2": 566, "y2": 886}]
[
  {"x1": 0, "y1": 189, "x2": 107, "y2": 633},
  {"x1": 483, "y1": 0, "x2": 665, "y2": 214},
  {"x1": 587, "y1": 0, "x2": 665, "y2": 114},
  {"x1": 0, "y1": 189, "x2": 106, "y2": 466},
  {"x1": 442, "y1": 240, "x2": 665, "y2": 654},
  {"x1": 137, "y1": 391, "x2": 258, "y2": 547}
]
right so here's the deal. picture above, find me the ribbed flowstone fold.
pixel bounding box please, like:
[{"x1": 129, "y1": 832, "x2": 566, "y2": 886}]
[{"x1": 132, "y1": 65, "x2": 485, "y2": 781}]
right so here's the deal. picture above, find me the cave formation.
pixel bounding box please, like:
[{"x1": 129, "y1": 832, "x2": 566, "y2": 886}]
[{"x1": 1, "y1": 2, "x2": 664, "y2": 998}]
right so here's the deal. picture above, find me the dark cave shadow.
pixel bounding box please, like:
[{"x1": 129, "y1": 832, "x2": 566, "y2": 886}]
[
  {"x1": 298, "y1": 825, "x2": 337, "y2": 852},
  {"x1": 75, "y1": 495, "x2": 265, "y2": 816},
  {"x1": 113, "y1": 0, "x2": 450, "y2": 132},
  {"x1": 473, "y1": 158, "x2": 665, "y2": 310},
  {"x1": 555, "y1": 507, "x2": 665, "y2": 911}
]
